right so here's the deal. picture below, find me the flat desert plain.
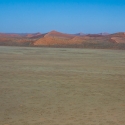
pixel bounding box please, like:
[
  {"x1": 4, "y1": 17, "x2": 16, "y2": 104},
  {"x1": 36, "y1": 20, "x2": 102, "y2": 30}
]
[{"x1": 0, "y1": 46, "x2": 125, "y2": 125}]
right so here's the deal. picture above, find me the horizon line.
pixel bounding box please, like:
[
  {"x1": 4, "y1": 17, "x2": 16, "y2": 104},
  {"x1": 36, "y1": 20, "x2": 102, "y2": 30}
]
[{"x1": 0, "y1": 30, "x2": 125, "y2": 34}]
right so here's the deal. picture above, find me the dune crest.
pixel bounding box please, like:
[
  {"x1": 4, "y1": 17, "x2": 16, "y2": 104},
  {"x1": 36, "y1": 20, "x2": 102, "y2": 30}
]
[{"x1": 0, "y1": 31, "x2": 125, "y2": 49}]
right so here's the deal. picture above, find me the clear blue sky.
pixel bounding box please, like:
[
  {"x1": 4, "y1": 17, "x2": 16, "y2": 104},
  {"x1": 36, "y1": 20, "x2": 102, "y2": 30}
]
[{"x1": 0, "y1": 0, "x2": 125, "y2": 33}]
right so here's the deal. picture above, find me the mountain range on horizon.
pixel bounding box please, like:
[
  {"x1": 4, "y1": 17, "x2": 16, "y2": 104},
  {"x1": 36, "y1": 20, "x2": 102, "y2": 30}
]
[
  {"x1": 0, "y1": 30, "x2": 115, "y2": 36},
  {"x1": 0, "y1": 30, "x2": 125, "y2": 49}
]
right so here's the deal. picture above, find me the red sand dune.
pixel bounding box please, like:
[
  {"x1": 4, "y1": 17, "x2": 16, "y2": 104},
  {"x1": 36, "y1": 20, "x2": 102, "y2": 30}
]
[
  {"x1": 111, "y1": 37, "x2": 125, "y2": 43},
  {"x1": 0, "y1": 31, "x2": 125, "y2": 49},
  {"x1": 44, "y1": 30, "x2": 75, "y2": 39},
  {"x1": 0, "y1": 33, "x2": 21, "y2": 37}
]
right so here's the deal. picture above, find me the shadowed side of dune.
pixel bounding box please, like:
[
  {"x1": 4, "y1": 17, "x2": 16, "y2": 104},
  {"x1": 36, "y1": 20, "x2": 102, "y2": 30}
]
[{"x1": 0, "y1": 31, "x2": 125, "y2": 49}]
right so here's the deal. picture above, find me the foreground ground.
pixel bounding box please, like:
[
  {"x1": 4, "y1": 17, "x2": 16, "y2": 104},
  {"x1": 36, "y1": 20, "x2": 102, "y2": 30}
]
[{"x1": 0, "y1": 46, "x2": 125, "y2": 125}]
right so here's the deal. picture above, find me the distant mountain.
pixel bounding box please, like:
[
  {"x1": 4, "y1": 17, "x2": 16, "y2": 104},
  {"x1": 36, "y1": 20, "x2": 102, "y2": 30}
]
[
  {"x1": 98, "y1": 33, "x2": 110, "y2": 36},
  {"x1": 75, "y1": 32, "x2": 87, "y2": 36},
  {"x1": 0, "y1": 31, "x2": 125, "y2": 49}
]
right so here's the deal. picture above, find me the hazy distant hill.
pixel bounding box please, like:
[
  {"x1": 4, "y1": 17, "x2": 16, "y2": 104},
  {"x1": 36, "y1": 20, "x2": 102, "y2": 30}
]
[{"x1": 0, "y1": 31, "x2": 125, "y2": 49}]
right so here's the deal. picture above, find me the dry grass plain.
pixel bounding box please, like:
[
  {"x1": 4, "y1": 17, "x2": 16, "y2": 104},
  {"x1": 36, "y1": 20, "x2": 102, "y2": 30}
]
[{"x1": 0, "y1": 46, "x2": 125, "y2": 125}]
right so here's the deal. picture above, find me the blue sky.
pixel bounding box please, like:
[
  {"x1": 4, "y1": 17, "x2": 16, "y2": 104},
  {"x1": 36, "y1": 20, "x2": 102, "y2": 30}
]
[{"x1": 0, "y1": 0, "x2": 125, "y2": 33}]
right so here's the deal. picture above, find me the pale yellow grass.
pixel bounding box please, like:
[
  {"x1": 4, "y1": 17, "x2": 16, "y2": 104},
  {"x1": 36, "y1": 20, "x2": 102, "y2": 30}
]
[{"x1": 0, "y1": 46, "x2": 125, "y2": 125}]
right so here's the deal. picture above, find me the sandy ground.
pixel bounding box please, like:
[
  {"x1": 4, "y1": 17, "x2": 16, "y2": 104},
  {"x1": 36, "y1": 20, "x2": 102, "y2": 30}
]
[{"x1": 0, "y1": 46, "x2": 125, "y2": 125}]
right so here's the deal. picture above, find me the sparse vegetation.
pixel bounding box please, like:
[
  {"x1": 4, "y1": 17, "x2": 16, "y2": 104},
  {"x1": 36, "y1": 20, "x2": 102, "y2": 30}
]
[{"x1": 0, "y1": 46, "x2": 125, "y2": 125}]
